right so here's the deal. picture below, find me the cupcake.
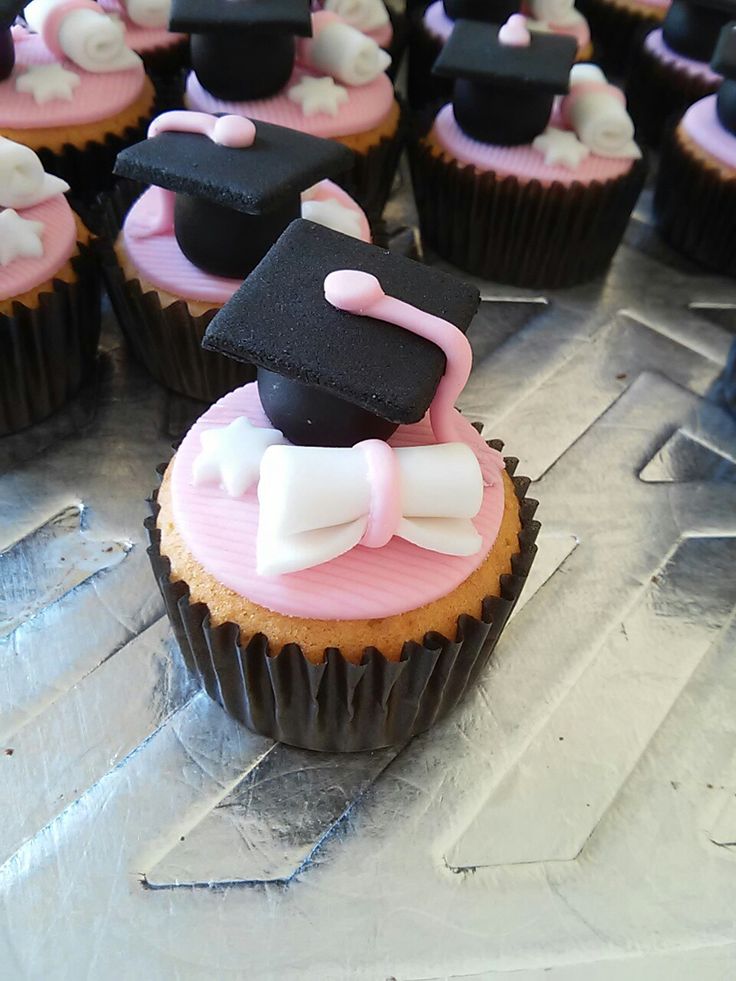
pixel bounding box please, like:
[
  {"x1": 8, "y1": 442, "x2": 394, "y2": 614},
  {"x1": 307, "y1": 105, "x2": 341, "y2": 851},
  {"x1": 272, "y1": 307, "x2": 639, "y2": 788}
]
[
  {"x1": 0, "y1": 0, "x2": 156, "y2": 198},
  {"x1": 0, "y1": 137, "x2": 101, "y2": 435},
  {"x1": 654, "y1": 24, "x2": 736, "y2": 276},
  {"x1": 410, "y1": 18, "x2": 646, "y2": 288},
  {"x1": 171, "y1": 0, "x2": 403, "y2": 220},
  {"x1": 104, "y1": 110, "x2": 371, "y2": 403},
  {"x1": 575, "y1": 0, "x2": 669, "y2": 77},
  {"x1": 97, "y1": 0, "x2": 189, "y2": 105},
  {"x1": 408, "y1": 0, "x2": 593, "y2": 111},
  {"x1": 626, "y1": 0, "x2": 732, "y2": 146},
  {"x1": 148, "y1": 218, "x2": 539, "y2": 751},
  {"x1": 312, "y1": 0, "x2": 409, "y2": 77}
]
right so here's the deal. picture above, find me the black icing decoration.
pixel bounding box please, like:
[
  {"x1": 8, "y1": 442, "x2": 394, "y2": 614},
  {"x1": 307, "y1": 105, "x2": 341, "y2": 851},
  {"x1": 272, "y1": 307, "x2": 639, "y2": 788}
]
[
  {"x1": 443, "y1": 0, "x2": 519, "y2": 23},
  {"x1": 0, "y1": 0, "x2": 25, "y2": 27},
  {"x1": 202, "y1": 219, "x2": 480, "y2": 447},
  {"x1": 712, "y1": 21, "x2": 736, "y2": 135},
  {"x1": 170, "y1": 0, "x2": 312, "y2": 102},
  {"x1": 0, "y1": 28, "x2": 13, "y2": 82},
  {"x1": 433, "y1": 20, "x2": 577, "y2": 145},
  {"x1": 662, "y1": 0, "x2": 736, "y2": 61},
  {"x1": 114, "y1": 121, "x2": 354, "y2": 280}
]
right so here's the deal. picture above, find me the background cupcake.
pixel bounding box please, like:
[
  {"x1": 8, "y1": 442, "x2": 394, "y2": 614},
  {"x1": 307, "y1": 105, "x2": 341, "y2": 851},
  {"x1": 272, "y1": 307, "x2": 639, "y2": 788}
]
[
  {"x1": 103, "y1": 110, "x2": 371, "y2": 403},
  {"x1": 313, "y1": 0, "x2": 409, "y2": 77},
  {"x1": 410, "y1": 18, "x2": 646, "y2": 288},
  {"x1": 654, "y1": 23, "x2": 736, "y2": 275},
  {"x1": 408, "y1": 0, "x2": 592, "y2": 111},
  {"x1": 626, "y1": 0, "x2": 732, "y2": 146},
  {"x1": 0, "y1": 0, "x2": 156, "y2": 199},
  {"x1": 149, "y1": 219, "x2": 538, "y2": 751},
  {"x1": 0, "y1": 137, "x2": 101, "y2": 435},
  {"x1": 171, "y1": 0, "x2": 402, "y2": 221},
  {"x1": 576, "y1": 0, "x2": 669, "y2": 76}
]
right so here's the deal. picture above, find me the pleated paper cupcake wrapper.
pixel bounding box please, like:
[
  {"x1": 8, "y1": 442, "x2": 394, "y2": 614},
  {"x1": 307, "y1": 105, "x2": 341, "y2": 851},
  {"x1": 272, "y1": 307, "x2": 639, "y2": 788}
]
[
  {"x1": 0, "y1": 242, "x2": 102, "y2": 436},
  {"x1": 98, "y1": 180, "x2": 256, "y2": 403},
  {"x1": 337, "y1": 101, "x2": 407, "y2": 222},
  {"x1": 409, "y1": 133, "x2": 647, "y2": 289},
  {"x1": 626, "y1": 41, "x2": 721, "y2": 148},
  {"x1": 576, "y1": 0, "x2": 661, "y2": 76},
  {"x1": 145, "y1": 449, "x2": 540, "y2": 752},
  {"x1": 654, "y1": 127, "x2": 736, "y2": 277}
]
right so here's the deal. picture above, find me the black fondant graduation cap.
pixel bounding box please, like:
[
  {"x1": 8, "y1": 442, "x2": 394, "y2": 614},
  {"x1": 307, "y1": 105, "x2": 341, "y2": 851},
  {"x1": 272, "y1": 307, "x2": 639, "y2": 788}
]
[
  {"x1": 0, "y1": 0, "x2": 25, "y2": 28},
  {"x1": 203, "y1": 219, "x2": 481, "y2": 446},
  {"x1": 713, "y1": 22, "x2": 736, "y2": 136},
  {"x1": 114, "y1": 121, "x2": 354, "y2": 279},
  {"x1": 433, "y1": 19, "x2": 577, "y2": 145},
  {"x1": 663, "y1": 0, "x2": 736, "y2": 61},
  {"x1": 170, "y1": 0, "x2": 312, "y2": 35}
]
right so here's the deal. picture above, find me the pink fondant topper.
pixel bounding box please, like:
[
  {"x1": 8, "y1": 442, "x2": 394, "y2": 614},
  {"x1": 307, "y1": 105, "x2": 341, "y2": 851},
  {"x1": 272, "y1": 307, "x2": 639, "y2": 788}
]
[{"x1": 498, "y1": 14, "x2": 531, "y2": 46}]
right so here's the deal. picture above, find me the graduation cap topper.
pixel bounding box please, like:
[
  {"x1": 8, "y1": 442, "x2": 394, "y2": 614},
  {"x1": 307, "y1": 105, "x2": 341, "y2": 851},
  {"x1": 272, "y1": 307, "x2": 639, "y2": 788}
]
[
  {"x1": 663, "y1": 0, "x2": 736, "y2": 61},
  {"x1": 433, "y1": 16, "x2": 578, "y2": 145},
  {"x1": 171, "y1": 0, "x2": 313, "y2": 101},
  {"x1": 114, "y1": 111, "x2": 354, "y2": 280},
  {"x1": 713, "y1": 21, "x2": 736, "y2": 135},
  {"x1": 203, "y1": 219, "x2": 485, "y2": 452}
]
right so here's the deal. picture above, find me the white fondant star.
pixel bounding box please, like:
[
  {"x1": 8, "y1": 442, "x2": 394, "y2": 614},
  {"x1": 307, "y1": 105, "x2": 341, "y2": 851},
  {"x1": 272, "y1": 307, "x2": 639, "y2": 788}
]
[
  {"x1": 192, "y1": 417, "x2": 287, "y2": 498},
  {"x1": 288, "y1": 76, "x2": 349, "y2": 118},
  {"x1": 532, "y1": 126, "x2": 590, "y2": 169},
  {"x1": 0, "y1": 209, "x2": 45, "y2": 266},
  {"x1": 15, "y1": 64, "x2": 81, "y2": 105},
  {"x1": 301, "y1": 196, "x2": 363, "y2": 239}
]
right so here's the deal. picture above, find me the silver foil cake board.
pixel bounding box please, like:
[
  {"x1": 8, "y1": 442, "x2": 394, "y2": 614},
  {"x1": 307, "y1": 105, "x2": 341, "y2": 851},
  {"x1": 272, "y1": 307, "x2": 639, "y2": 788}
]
[{"x1": 1, "y1": 164, "x2": 736, "y2": 981}]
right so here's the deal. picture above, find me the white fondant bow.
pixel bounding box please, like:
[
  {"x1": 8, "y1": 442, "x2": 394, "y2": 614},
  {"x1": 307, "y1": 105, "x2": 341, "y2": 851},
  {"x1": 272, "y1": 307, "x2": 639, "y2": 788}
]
[
  {"x1": 0, "y1": 137, "x2": 69, "y2": 208},
  {"x1": 256, "y1": 441, "x2": 484, "y2": 577}
]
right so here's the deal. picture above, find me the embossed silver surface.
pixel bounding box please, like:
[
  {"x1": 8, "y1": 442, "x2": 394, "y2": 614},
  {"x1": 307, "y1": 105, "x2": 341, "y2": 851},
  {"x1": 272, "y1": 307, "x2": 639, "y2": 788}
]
[{"x1": 1, "y1": 152, "x2": 735, "y2": 979}]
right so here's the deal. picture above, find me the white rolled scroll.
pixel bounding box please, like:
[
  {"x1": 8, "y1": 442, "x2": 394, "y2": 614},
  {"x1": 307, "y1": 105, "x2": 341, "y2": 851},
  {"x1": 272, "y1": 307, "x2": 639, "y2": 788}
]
[
  {"x1": 25, "y1": 0, "x2": 141, "y2": 72},
  {"x1": 301, "y1": 14, "x2": 391, "y2": 86},
  {"x1": 0, "y1": 137, "x2": 69, "y2": 209},
  {"x1": 527, "y1": 0, "x2": 579, "y2": 26},
  {"x1": 324, "y1": 0, "x2": 390, "y2": 32},
  {"x1": 122, "y1": 0, "x2": 171, "y2": 28},
  {"x1": 563, "y1": 63, "x2": 641, "y2": 159}
]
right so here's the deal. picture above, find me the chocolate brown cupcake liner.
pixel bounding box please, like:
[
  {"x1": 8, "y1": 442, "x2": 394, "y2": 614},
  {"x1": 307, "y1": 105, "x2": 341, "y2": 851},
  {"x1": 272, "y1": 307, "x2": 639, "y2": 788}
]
[
  {"x1": 98, "y1": 181, "x2": 256, "y2": 403},
  {"x1": 337, "y1": 101, "x2": 407, "y2": 221},
  {"x1": 654, "y1": 127, "x2": 736, "y2": 277},
  {"x1": 145, "y1": 447, "x2": 540, "y2": 752},
  {"x1": 0, "y1": 242, "x2": 102, "y2": 436},
  {"x1": 576, "y1": 0, "x2": 660, "y2": 76},
  {"x1": 409, "y1": 132, "x2": 647, "y2": 288},
  {"x1": 626, "y1": 39, "x2": 721, "y2": 147}
]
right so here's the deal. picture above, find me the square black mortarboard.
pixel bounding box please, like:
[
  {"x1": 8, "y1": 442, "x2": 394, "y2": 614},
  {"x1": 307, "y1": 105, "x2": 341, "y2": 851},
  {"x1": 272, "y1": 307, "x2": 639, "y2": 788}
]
[
  {"x1": 712, "y1": 20, "x2": 736, "y2": 74},
  {"x1": 170, "y1": 0, "x2": 313, "y2": 35},
  {"x1": 203, "y1": 220, "x2": 481, "y2": 425},
  {"x1": 114, "y1": 122, "x2": 353, "y2": 216},
  {"x1": 0, "y1": 0, "x2": 26, "y2": 28},
  {"x1": 433, "y1": 18, "x2": 577, "y2": 92}
]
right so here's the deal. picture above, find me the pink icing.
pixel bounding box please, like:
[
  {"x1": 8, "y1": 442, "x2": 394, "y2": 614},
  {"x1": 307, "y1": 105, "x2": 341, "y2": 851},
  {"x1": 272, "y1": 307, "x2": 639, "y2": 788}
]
[
  {"x1": 0, "y1": 32, "x2": 145, "y2": 129},
  {"x1": 644, "y1": 29, "x2": 723, "y2": 85},
  {"x1": 41, "y1": 0, "x2": 100, "y2": 61},
  {"x1": 185, "y1": 67, "x2": 395, "y2": 139},
  {"x1": 0, "y1": 194, "x2": 77, "y2": 301},
  {"x1": 681, "y1": 95, "x2": 736, "y2": 172},
  {"x1": 423, "y1": 1, "x2": 590, "y2": 51},
  {"x1": 432, "y1": 103, "x2": 634, "y2": 187},
  {"x1": 498, "y1": 13, "x2": 531, "y2": 46},
  {"x1": 358, "y1": 439, "x2": 402, "y2": 548},
  {"x1": 170, "y1": 382, "x2": 507, "y2": 620},
  {"x1": 98, "y1": 0, "x2": 187, "y2": 54},
  {"x1": 148, "y1": 111, "x2": 256, "y2": 147},
  {"x1": 122, "y1": 180, "x2": 371, "y2": 303}
]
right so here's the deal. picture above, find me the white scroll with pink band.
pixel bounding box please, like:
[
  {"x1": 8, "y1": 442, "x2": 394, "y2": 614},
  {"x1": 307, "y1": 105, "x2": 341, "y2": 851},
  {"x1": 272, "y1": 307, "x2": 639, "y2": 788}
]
[
  {"x1": 125, "y1": 111, "x2": 256, "y2": 239},
  {"x1": 297, "y1": 10, "x2": 391, "y2": 86},
  {"x1": 560, "y1": 64, "x2": 641, "y2": 160},
  {"x1": 24, "y1": 0, "x2": 141, "y2": 72}
]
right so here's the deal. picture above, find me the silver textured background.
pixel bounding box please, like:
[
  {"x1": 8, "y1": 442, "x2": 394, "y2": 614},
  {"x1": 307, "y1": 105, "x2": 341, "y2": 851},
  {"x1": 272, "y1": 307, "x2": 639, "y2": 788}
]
[{"x1": 1, "y1": 158, "x2": 735, "y2": 980}]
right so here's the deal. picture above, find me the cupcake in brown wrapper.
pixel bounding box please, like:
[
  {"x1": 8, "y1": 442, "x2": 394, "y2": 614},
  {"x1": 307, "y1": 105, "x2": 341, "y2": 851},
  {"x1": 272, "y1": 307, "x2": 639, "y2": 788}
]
[
  {"x1": 334, "y1": 100, "x2": 406, "y2": 220},
  {"x1": 626, "y1": 31, "x2": 722, "y2": 147},
  {"x1": 147, "y1": 453, "x2": 539, "y2": 752},
  {"x1": 575, "y1": 0, "x2": 663, "y2": 76},
  {"x1": 410, "y1": 127, "x2": 647, "y2": 289},
  {"x1": 0, "y1": 237, "x2": 101, "y2": 437},
  {"x1": 654, "y1": 116, "x2": 736, "y2": 276}
]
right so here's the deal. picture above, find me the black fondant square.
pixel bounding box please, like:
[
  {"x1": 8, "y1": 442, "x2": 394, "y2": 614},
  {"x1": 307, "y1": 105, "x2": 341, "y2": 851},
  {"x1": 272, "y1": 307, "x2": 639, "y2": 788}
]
[
  {"x1": 170, "y1": 0, "x2": 313, "y2": 35},
  {"x1": 712, "y1": 20, "x2": 736, "y2": 75},
  {"x1": 114, "y1": 122, "x2": 354, "y2": 215},
  {"x1": 202, "y1": 220, "x2": 481, "y2": 425},
  {"x1": 433, "y1": 18, "x2": 577, "y2": 92}
]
